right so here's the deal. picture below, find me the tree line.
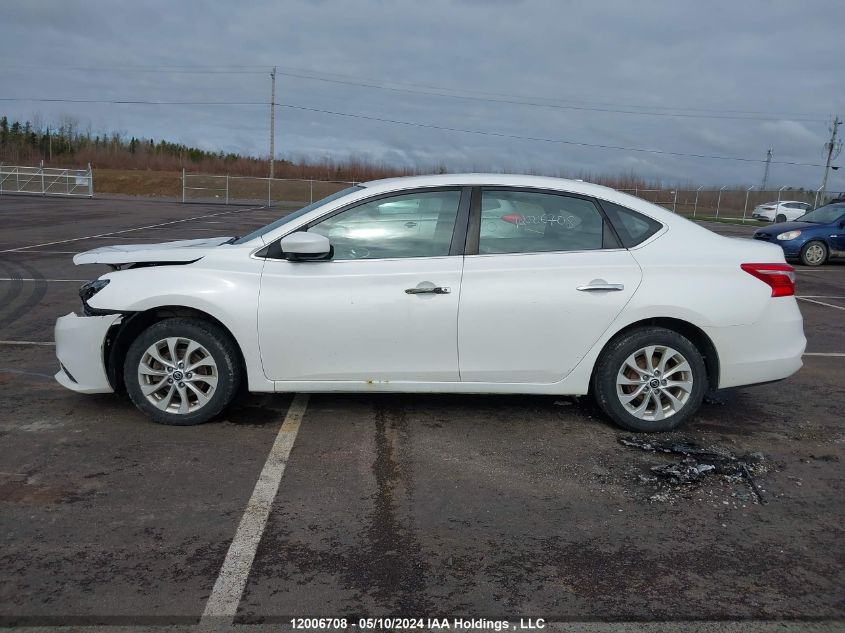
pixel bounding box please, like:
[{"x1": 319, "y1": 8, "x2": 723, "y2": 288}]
[
  {"x1": 0, "y1": 113, "x2": 420, "y2": 181},
  {"x1": 0, "y1": 113, "x2": 673, "y2": 189}
]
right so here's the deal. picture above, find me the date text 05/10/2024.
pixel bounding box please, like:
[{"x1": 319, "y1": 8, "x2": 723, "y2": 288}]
[{"x1": 289, "y1": 618, "x2": 547, "y2": 630}]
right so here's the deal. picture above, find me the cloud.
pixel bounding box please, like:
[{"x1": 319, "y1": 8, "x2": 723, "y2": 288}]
[{"x1": 0, "y1": 0, "x2": 842, "y2": 188}]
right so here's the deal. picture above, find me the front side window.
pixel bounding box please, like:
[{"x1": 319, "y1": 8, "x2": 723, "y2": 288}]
[
  {"x1": 233, "y1": 186, "x2": 363, "y2": 244},
  {"x1": 477, "y1": 190, "x2": 608, "y2": 254},
  {"x1": 309, "y1": 189, "x2": 462, "y2": 260}
]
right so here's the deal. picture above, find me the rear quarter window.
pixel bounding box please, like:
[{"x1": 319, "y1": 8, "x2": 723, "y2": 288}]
[{"x1": 600, "y1": 200, "x2": 663, "y2": 248}]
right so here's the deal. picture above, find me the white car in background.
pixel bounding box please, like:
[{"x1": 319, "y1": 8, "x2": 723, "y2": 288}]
[
  {"x1": 752, "y1": 200, "x2": 812, "y2": 223},
  {"x1": 55, "y1": 174, "x2": 805, "y2": 432}
]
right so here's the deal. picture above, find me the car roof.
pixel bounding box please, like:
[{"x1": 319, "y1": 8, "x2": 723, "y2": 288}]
[
  {"x1": 361, "y1": 173, "x2": 618, "y2": 198},
  {"x1": 247, "y1": 173, "x2": 728, "y2": 245}
]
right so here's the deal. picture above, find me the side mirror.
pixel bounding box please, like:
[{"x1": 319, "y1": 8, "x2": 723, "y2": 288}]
[{"x1": 280, "y1": 232, "x2": 331, "y2": 261}]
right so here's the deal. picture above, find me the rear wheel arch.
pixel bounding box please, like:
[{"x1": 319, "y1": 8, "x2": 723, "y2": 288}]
[
  {"x1": 590, "y1": 317, "x2": 719, "y2": 390},
  {"x1": 105, "y1": 305, "x2": 247, "y2": 393}
]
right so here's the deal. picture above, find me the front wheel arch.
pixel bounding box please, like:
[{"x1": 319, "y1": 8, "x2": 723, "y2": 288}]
[
  {"x1": 105, "y1": 306, "x2": 247, "y2": 394},
  {"x1": 589, "y1": 317, "x2": 719, "y2": 392}
]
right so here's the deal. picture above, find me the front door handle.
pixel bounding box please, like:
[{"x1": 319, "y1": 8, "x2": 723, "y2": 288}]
[
  {"x1": 404, "y1": 221, "x2": 418, "y2": 228},
  {"x1": 405, "y1": 286, "x2": 451, "y2": 295},
  {"x1": 576, "y1": 283, "x2": 624, "y2": 292}
]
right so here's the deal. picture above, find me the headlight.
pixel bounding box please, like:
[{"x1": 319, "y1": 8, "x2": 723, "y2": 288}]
[
  {"x1": 79, "y1": 279, "x2": 110, "y2": 302},
  {"x1": 777, "y1": 230, "x2": 802, "y2": 241}
]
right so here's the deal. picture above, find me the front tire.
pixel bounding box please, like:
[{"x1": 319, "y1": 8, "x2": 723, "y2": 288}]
[
  {"x1": 799, "y1": 240, "x2": 827, "y2": 267},
  {"x1": 776, "y1": 214, "x2": 787, "y2": 223},
  {"x1": 124, "y1": 318, "x2": 240, "y2": 425},
  {"x1": 592, "y1": 327, "x2": 708, "y2": 432}
]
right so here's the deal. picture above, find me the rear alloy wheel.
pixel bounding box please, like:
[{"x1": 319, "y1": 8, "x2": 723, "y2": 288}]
[
  {"x1": 800, "y1": 240, "x2": 827, "y2": 267},
  {"x1": 776, "y1": 214, "x2": 787, "y2": 223},
  {"x1": 124, "y1": 318, "x2": 240, "y2": 425},
  {"x1": 592, "y1": 327, "x2": 708, "y2": 432}
]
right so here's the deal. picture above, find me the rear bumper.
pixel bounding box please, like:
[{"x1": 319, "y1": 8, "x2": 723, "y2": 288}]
[
  {"x1": 704, "y1": 298, "x2": 806, "y2": 389},
  {"x1": 54, "y1": 312, "x2": 122, "y2": 394}
]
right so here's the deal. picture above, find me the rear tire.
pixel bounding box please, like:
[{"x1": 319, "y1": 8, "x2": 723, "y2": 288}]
[
  {"x1": 592, "y1": 327, "x2": 708, "y2": 432},
  {"x1": 799, "y1": 240, "x2": 827, "y2": 267},
  {"x1": 124, "y1": 318, "x2": 240, "y2": 426},
  {"x1": 776, "y1": 214, "x2": 787, "y2": 223}
]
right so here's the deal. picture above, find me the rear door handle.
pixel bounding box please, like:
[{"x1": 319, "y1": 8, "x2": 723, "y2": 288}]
[
  {"x1": 404, "y1": 221, "x2": 418, "y2": 228},
  {"x1": 405, "y1": 286, "x2": 451, "y2": 295},
  {"x1": 576, "y1": 283, "x2": 624, "y2": 292}
]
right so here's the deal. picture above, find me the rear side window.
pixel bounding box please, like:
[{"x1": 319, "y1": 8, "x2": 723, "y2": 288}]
[
  {"x1": 477, "y1": 189, "x2": 615, "y2": 254},
  {"x1": 600, "y1": 200, "x2": 663, "y2": 248}
]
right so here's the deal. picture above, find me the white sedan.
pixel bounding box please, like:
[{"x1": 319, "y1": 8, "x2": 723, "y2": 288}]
[
  {"x1": 55, "y1": 174, "x2": 805, "y2": 432},
  {"x1": 751, "y1": 200, "x2": 812, "y2": 223}
]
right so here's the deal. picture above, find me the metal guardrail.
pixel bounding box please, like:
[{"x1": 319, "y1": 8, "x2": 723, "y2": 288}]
[
  {"x1": 181, "y1": 169, "x2": 356, "y2": 206},
  {"x1": 0, "y1": 162, "x2": 93, "y2": 198}
]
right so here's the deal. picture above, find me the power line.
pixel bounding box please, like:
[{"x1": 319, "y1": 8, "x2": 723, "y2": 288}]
[
  {"x1": 0, "y1": 60, "x2": 828, "y2": 121},
  {"x1": 0, "y1": 62, "x2": 266, "y2": 75},
  {"x1": 0, "y1": 96, "x2": 835, "y2": 168},
  {"x1": 0, "y1": 97, "x2": 266, "y2": 105},
  {"x1": 272, "y1": 103, "x2": 833, "y2": 168},
  {"x1": 269, "y1": 69, "x2": 828, "y2": 123},
  {"x1": 271, "y1": 64, "x2": 825, "y2": 119}
]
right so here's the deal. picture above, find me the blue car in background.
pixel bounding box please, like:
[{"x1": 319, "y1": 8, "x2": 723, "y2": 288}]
[{"x1": 753, "y1": 201, "x2": 845, "y2": 266}]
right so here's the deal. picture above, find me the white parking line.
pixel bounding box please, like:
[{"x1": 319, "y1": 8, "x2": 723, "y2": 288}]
[
  {"x1": 803, "y1": 352, "x2": 845, "y2": 357},
  {"x1": 797, "y1": 296, "x2": 845, "y2": 299},
  {"x1": 0, "y1": 340, "x2": 55, "y2": 346},
  {"x1": 0, "y1": 250, "x2": 83, "y2": 255},
  {"x1": 0, "y1": 278, "x2": 87, "y2": 282},
  {"x1": 797, "y1": 297, "x2": 845, "y2": 311},
  {"x1": 201, "y1": 393, "x2": 309, "y2": 624},
  {"x1": 0, "y1": 205, "x2": 265, "y2": 253}
]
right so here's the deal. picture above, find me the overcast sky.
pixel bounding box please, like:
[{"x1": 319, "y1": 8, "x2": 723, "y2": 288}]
[{"x1": 1, "y1": 0, "x2": 843, "y2": 188}]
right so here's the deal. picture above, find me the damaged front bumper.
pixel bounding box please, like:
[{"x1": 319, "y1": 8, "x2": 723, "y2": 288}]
[{"x1": 54, "y1": 312, "x2": 123, "y2": 394}]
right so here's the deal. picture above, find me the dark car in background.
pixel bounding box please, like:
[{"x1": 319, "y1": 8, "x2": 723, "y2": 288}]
[{"x1": 753, "y1": 202, "x2": 845, "y2": 266}]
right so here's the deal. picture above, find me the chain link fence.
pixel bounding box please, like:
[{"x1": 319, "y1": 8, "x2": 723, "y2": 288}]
[
  {"x1": 0, "y1": 162, "x2": 93, "y2": 198},
  {"x1": 181, "y1": 170, "x2": 842, "y2": 221},
  {"x1": 181, "y1": 170, "x2": 356, "y2": 208},
  {"x1": 611, "y1": 186, "x2": 842, "y2": 221}
]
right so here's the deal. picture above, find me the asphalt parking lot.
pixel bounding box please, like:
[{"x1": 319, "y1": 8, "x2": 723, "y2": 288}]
[{"x1": 0, "y1": 196, "x2": 843, "y2": 631}]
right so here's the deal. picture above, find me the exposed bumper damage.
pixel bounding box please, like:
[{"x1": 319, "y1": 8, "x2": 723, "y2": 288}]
[{"x1": 54, "y1": 312, "x2": 123, "y2": 394}]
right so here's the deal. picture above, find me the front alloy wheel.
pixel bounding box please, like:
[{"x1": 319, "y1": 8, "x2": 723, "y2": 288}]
[
  {"x1": 124, "y1": 318, "x2": 240, "y2": 425},
  {"x1": 138, "y1": 337, "x2": 218, "y2": 414}
]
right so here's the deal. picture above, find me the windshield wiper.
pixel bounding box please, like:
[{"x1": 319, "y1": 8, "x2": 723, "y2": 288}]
[{"x1": 223, "y1": 236, "x2": 240, "y2": 245}]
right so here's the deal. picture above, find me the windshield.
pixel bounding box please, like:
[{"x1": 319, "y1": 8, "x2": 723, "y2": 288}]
[
  {"x1": 795, "y1": 203, "x2": 845, "y2": 224},
  {"x1": 233, "y1": 186, "x2": 364, "y2": 244}
]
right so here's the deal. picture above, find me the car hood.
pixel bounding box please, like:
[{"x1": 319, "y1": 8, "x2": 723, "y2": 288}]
[
  {"x1": 72, "y1": 236, "x2": 233, "y2": 265},
  {"x1": 754, "y1": 221, "x2": 815, "y2": 234}
]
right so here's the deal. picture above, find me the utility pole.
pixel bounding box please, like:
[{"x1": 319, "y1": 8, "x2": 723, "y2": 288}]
[
  {"x1": 761, "y1": 147, "x2": 773, "y2": 190},
  {"x1": 269, "y1": 66, "x2": 276, "y2": 179},
  {"x1": 819, "y1": 116, "x2": 842, "y2": 205}
]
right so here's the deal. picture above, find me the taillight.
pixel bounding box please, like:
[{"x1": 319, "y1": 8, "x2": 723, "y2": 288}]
[
  {"x1": 501, "y1": 214, "x2": 525, "y2": 225},
  {"x1": 741, "y1": 263, "x2": 796, "y2": 297}
]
